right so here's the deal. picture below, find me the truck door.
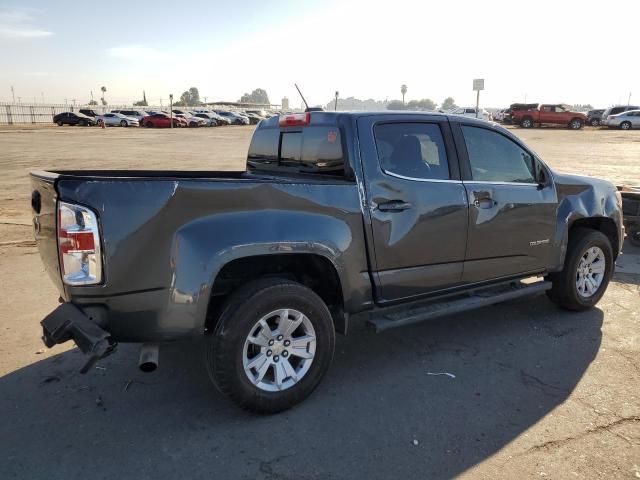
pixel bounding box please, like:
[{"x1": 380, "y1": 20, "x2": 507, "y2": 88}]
[
  {"x1": 454, "y1": 122, "x2": 558, "y2": 282},
  {"x1": 357, "y1": 115, "x2": 468, "y2": 303}
]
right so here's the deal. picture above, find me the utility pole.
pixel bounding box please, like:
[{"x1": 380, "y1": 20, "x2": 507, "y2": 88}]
[
  {"x1": 17, "y1": 96, "x2": 21, "y2": 104},
  {"x1": 169, "y1": 94, "x2": 173, "y2": 128},
  {"x1": 90, "y1": 90, "x2": 94, "y2": 103},
  {"x1": 203, "y1": 96, "x2": 208, "y2": 104},
  {"x1": 41, "y1": 92, "x2": 44, "y2": 104},
  {"x1": 628, "y1": 92, "x2": 632, "y2": 106},
  {"x1": 334, "y1": 91, "x2": 339, "y2": 111},
  {"x1": 159, "y1": 98, "x2": 163, "y2": 108},
  {"x1": 11, "y1": 86, "x2": 15, "y2": 103}
]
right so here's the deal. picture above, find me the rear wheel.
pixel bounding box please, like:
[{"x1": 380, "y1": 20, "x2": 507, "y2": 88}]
[
  {"x1": 620, "y1": 121, "x2": 632, "y2": 130},
  {"x1": 547, "y1": 229, "x2": 613, "y2": 310},
  {"x1": 520, "y1": 117, "x2": 534, "y2": 128},
  {"x1": 590, "y1": 118, "x2": 600, "y2": 127},
  {"x1": 205, "y1": 278, "x2": 335, "y2": 413},
  {"x1": 56, "y1": 120, "x2": 63, "y2": 126},
  {"x1": 569, "y1": 118, "x2": 584, "y2": 130}
]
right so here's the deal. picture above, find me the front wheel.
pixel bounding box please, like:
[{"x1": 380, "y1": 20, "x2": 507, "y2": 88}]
[
  {"x1": 120, "y1": 120, "x2": 127, "y2": 127},
  {"x1": 547, "y1": 228, "x2": 613, "y2": 310},
  {"x1": 590, "y1": 118, "x2": 600, "y2": 127},
  {"x1": 56, "y1": 120, "x2": 63, "y2": 126},
  {"x1": 205, "y1": 278, "x2": 335, "y2": 413}
]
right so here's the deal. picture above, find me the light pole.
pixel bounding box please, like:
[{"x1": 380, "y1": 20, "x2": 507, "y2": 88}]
[
  {"x1": 169, "y1": 94, "x2": 173, "y2": 128},
  {"x1": 11, "y1": 86, "x2": 15, "y2": 104},
  {"x1": 334, "y1": 91, "x2": 339, "y2": 111}
]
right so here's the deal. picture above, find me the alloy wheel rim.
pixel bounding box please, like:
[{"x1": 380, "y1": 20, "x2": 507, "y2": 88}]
[
  {"x1": 243, "y1": 308, "x2": 316, "y2": 392},
  {"x1": 575, "y1": 246, "x2": 606, "y2": 298}
]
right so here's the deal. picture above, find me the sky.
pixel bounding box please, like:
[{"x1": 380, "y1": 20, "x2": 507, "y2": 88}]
[{"x1": 0, "y1": 0, "x2": 638, "y2": 109}]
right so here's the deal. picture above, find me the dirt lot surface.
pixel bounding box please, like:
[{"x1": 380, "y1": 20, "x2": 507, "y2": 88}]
[{"x1": 0, "y1": 125, "x2": 638, "y2": 479}]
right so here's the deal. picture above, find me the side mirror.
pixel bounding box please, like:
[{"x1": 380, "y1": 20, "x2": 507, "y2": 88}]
[{"x1": 536, "y1": 162, "x2": 548, "y2": 189}]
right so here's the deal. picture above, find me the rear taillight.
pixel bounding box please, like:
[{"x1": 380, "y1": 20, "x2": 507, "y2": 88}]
[
  {"x1": 279, "y1": 112, "x2": 310, "y2": 127},
  {"x1": 57, "y1": 202, "x2": 102, "y2": 285}
]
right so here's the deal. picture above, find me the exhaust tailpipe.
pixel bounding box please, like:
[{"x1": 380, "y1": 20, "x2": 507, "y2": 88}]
[{"x1": 138, "y1": 344, "x2": 159, "y2": 373}]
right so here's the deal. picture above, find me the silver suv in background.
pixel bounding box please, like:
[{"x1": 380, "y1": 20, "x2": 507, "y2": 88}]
[
  {"x1": 604, "y1": 109, "x2": 640, "y2": 130},
  {"x1": 601, "y1": 105, "x2": 640, "y2": 123}
]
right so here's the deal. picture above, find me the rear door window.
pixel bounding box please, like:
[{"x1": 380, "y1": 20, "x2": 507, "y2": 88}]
[{"x1": 373, "y1": 123, "x2": 450, "y2": 180}]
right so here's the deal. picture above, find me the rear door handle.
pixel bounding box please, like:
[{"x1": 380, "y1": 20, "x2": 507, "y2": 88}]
[{"x1": 377, "y1": 200, "x2": 413, "y2": 212}]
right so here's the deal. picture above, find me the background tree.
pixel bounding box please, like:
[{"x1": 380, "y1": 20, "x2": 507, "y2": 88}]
[
  {"x1": 88, "y1": 99, "x2": 98, "y2": 106},
  {"x1": 401, "y1": 84, "x2": 407, "y2": 105},
  {"x1": 239, "y1": 88, "x2": 270, "y2": 105},
  {"x1": 175, "y1": 87, "x2": 202, "y2": 106},
  {"x1": 100, "y1": 86, "x2": 107, "y2": 106},
  {"x1": 407, "y1": 98, "x2": 437, "y2": 111},
  {"x1": 387, "y1": 100, "x2": 406, "y2": 110},
  {"x1": 441, "y1": 97, "x2": 456, "y2": 110}
]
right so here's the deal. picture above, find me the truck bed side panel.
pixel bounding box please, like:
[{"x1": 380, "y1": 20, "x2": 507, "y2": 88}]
[{"x1": 55, "y1": 178, "x2": 372, "y2": 341}]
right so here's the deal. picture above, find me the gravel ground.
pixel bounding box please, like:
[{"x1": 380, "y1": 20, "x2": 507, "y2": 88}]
[{"x1": 0, "y1": 124, "x2": 638, "y2": 479}]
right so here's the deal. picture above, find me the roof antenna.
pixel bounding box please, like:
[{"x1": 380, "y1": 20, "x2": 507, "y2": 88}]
[{"x1": 294, "y1": 83, "x2": 309, "y2": 110}]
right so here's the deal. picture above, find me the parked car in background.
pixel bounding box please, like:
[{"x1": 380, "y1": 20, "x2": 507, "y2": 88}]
[
  {"x1": 603, "y1": 110, "x2": 640, "y2": 130},
  {"x1": 193, "y1": 113, "x2": 219, "y2": 126},
  {"x1": 79, "y1": 109, "x2": 99, "y2": 118},
  {"x1": 586, "y1": 109, "x2": 605, "y2": 126},
  {"x1": 601, "y1": 105, "x2": 640, "y2": 123},
  {"x1": 112, "y1": 109, "x2": 148, "y2": 123},
  {"x1": 492, "y1": 109, "x2": 507, "y2": 122},
  {"x1": 448, "y1": 107, "x2": 492, "y2": 121},
  {"x1": 503, "y1": 103, "x2": 539, "y2": 124},
  {"x1": 174, "y1": 113, "x2": 207, "y2": 127},
  {"x1": 96, "y1": 112, "x2": 139, "y2": 127},
  {"x1": 243, "y1": 112, "x2": 263, "y2": 125},
  {"x1": 53, "y1": 112, "x2": 96, "y2": 127},
  {"x1": 142, "y1": 113, "x2": 186, "y2": 128},
  {"x1": 214, "y1": 110, "x2": 250, "y2": 125},
  {"x1": 246, "y1": 109, "x2": 267, "y2": 118},
  {"x1": 512, "y1": 104, "x2": 586, "y2": 129}
]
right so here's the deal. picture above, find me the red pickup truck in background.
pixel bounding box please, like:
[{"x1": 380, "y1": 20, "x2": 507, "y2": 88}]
[{"x1": 513, "y1": 104, "x2": 587, "y2": 130}]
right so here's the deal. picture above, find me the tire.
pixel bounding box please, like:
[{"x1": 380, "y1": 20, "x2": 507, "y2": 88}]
[
  {"x1": 629, "y1": 225, "x2": 640, "y2": 247},
  {"x1": 620, "y1": 121, "x2": 632, "y2": 130},
  {"x1": 205, "y1": 278, "x2": 335, "y2": 414},
  {"x1": 590, "y1": 118, "x2": 600, "y2": 127},
  {"x1": 547, "y1": 228, "x2": 613, "y2": 310},
  {"x1": 120, "y1": 120, "x2": 127, "y2": 127},
  {"x1": 520, "y1": 117, "x2": 534, "y2": 128},
  {"x1": 569, "y1": 118, "x2": 584, "y2": 130},
  {"x1": 56, "y1": 120, "x2": 63, "y2": 126}
]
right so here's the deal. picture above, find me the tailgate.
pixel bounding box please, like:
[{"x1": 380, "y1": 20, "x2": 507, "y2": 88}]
[{"x1": 30, "y1": 171, "x2": 64, "y2": 295}]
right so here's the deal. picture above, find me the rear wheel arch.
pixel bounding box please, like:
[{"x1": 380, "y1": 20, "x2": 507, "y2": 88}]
[{"x1": 205, "y1": 253, "x2": 346, "y2": 335}]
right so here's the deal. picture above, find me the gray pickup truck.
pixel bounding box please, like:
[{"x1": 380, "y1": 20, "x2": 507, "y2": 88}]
[{"x1": 31, "y1": 111, "x2": 624, "y2": 412}]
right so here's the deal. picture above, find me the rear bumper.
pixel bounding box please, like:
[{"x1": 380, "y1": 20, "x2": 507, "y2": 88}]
[{"x1": 41, "y1": 303, "x2": 116, "y2": 373}]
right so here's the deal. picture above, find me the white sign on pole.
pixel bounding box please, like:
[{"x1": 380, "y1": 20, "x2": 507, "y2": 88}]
[{"x1": 473, "y1": 79, "x2": 485, "y2": 91}]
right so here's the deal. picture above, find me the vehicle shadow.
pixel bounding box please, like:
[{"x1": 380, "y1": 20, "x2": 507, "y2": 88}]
[
  {"x1": 0, "y1": 297, "x2": 602, "y2": 480},
  {"x1": 613, "y1": 238, "x2": 640, "y2": 286}
]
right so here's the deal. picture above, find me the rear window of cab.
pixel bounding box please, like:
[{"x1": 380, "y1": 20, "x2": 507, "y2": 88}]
[{"x1": 247, "y1": 126, "x2": 345, "y2": 177}]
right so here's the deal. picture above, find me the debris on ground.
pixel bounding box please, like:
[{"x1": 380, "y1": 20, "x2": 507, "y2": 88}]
[{"x1": 427, "y1": 372, "x2": 456, "y2": 379}]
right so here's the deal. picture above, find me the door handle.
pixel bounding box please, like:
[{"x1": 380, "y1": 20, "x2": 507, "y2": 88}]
[
  {"x1": 377, "y1": 200, "x2": 413, "y2": 212},
  {"x1": 473, "y1": 197, "x2": 495, "y2": 209}
]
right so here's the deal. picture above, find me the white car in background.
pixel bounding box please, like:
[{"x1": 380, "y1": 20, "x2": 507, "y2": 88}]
[
  {"x1": 604, "y1": 109, "x2": 640, "y2": 130},
  {"x1": 111, "y1": 109, "x2": 149, "y2": 123},
  {"x1": 96, "y1": 112, "x2": 139, "y2": 127},
  {"x1": 449, "y1": 107, "x2": 492, "y2": 121}
]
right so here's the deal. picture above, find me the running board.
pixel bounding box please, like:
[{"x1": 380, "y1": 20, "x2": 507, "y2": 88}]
[{"x1": 367, "y1": 280, "x2": 552, "y2": 333}]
